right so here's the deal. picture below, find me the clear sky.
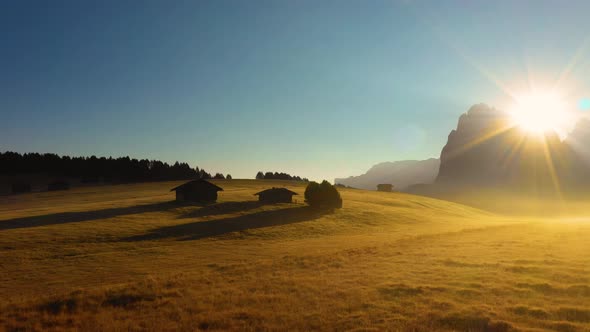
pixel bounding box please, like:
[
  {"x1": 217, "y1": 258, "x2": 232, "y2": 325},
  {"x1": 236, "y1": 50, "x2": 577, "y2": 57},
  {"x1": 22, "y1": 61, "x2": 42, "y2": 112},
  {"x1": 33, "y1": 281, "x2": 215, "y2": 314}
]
[{"x1": 3, "y1": 1, "x2": 590, "y2": 181}]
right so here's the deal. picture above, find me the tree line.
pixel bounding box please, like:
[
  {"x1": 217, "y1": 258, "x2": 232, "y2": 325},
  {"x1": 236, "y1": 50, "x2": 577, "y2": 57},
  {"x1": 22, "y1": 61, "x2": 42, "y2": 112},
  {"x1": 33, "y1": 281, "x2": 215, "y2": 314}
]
[
  {"x1": 0, "y1": 151, "x2": 229, "y2": 183},
  {"x1": 255, "y1": 171, "x2": 308, "y2": 182}
]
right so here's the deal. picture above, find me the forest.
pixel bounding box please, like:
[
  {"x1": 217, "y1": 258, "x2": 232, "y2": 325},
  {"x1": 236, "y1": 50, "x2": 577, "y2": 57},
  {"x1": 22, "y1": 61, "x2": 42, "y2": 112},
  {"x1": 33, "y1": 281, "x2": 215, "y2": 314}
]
[{"x1": 0, "y1": 151, "x2": 214, "y2": 183}]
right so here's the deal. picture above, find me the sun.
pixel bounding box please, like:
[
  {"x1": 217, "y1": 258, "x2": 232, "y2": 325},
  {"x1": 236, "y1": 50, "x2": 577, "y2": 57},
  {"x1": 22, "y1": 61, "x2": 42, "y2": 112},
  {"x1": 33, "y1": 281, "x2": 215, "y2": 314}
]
[{"x1": 507, "y1": 92, "x2": 572, "y2": 136}]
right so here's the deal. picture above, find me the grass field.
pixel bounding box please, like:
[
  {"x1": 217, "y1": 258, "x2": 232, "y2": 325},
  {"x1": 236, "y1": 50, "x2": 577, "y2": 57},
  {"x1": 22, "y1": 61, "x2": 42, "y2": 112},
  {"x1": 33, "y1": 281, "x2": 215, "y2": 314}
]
[{"x1": 1, "y1": 179, "x2": 589, "y2": 331}]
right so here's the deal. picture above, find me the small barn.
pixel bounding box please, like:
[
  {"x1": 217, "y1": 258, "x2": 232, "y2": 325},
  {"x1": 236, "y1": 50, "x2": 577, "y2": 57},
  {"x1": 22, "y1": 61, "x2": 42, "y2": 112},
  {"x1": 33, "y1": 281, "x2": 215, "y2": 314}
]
[
  {"x1": 377, "y1": 184, "x2": 393, "y2": 192},
  {"x1": 48, "y1": 180, "x2": 70, "y2": 191},
  {"x1": 170, "y1": 180, "x2": 223, "y2": 202},
  {"x1": 254, "y1": 187, "x2": 298, "y2": 203}
]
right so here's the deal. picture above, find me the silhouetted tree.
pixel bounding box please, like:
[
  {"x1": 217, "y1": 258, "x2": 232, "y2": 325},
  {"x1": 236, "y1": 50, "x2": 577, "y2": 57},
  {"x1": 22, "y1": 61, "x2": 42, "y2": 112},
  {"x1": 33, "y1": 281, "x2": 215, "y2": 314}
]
[
  {"x1": 226, "y1": 174, "x2": 232, "y2": 180},
  {"x1": 213, "y1": 173, "x2": 225, "y2": 179},
  {"x1": 199, "y1": 169, "x2": 212, "y2": 179},
  {"x1": 304, "y1": 180, "x2": 342, "y2": 209},
  {"x1": 256, "y1": 171, "x2": 265, "y2": 179}
]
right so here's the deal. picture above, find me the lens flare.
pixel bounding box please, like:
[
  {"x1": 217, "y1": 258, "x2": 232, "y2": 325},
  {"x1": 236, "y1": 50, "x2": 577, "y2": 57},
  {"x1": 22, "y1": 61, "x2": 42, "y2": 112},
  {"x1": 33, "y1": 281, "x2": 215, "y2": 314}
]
[
  {"x1": 579, "y1": 98, "x2": 590, "y2": 111},
  {"x1": 508, "y1": 92, "x2": 572, "y2": 136}
]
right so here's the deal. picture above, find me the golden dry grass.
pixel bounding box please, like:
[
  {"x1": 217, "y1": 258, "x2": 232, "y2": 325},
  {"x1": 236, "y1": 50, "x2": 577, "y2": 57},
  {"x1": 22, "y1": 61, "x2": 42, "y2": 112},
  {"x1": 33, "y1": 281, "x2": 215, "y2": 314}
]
[{"x1": 1, "y1": 179, "x2": 589, "y2": 331}]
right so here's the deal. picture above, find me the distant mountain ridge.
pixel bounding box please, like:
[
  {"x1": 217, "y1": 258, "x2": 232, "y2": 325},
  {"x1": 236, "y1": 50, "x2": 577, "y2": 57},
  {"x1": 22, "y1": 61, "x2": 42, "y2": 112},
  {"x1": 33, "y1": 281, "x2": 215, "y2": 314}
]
[
  {"x1": 334, "y1": 158, "x2": 440, "y2": 190},
  {"x1": 339, "y1": 103, "x2": 590, "y2": 196}
]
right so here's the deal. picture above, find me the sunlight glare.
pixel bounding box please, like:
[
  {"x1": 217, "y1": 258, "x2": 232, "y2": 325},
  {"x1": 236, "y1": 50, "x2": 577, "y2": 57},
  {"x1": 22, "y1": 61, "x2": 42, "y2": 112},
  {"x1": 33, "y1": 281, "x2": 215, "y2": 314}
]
[{"x1": 508, "y1": 92, "x2": 572, "y2": 136}]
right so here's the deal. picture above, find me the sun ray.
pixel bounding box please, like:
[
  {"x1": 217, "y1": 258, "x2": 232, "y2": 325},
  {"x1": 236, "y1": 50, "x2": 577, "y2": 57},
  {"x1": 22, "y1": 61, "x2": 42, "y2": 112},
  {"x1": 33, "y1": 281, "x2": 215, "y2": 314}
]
[
  {"x1": 522, "y1": 50, "x2": 536, "y2": 94},
  {"x1": 444, "y1": 123, "x2": 514, "y2": 161},
  {"x1": 507, "y1": 92, "x2": 571, "y2": 137},
  {"x1": 540, "y1": 135, "x2": 564, "y2": 202},
  {"x1": 500, "y1": 133, "x2": 526, "y2": 169},
  {"x1": 449, "y1": 46, "x2": 517, "y2": 101},
  {"x1": 554, "y1": 35, "x2": 590, "y2": 92},
  {"x1": 417, "y1": 8, "x2": 518, "y2": 101}
]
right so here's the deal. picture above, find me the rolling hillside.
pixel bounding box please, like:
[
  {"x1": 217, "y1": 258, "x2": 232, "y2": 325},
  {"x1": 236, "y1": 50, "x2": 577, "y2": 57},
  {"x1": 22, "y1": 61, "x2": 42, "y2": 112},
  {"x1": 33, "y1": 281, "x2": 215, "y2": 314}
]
[{"x1": 1, "y1": 180, "x2": 589, "y2": 331}]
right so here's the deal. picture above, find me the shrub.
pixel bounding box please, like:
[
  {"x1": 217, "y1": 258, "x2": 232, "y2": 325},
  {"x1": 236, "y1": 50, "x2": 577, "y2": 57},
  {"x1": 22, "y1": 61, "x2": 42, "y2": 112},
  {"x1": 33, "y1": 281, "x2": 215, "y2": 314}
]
[{"x1": 304, "y1": 180, "x2": 342, "y2": 209}]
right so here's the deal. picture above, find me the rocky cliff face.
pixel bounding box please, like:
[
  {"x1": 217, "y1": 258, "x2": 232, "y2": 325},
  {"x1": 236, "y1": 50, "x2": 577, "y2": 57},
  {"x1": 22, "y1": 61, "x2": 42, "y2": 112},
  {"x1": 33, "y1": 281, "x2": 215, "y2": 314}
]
[
  {"x1": 335, "y1": 158, "x2": 439, "y2": 190},
  {"x1": 435, "y1": 103, "x2": 578, "y2": 193},
  {"x1": 565, "y1": 117, "x2": 590, "y2": 161},
  {"x1": 562, "y1": 117, "x2": 590, "y2": 189},
  {"x1": 436, "y1": 104, "x2": 514, "y2": 186}
]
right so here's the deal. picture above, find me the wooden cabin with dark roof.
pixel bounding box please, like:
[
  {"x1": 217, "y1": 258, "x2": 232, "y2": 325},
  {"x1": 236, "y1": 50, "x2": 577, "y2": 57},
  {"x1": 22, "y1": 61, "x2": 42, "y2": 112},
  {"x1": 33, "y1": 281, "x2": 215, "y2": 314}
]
[
  {"x1": 254, "y1": 187, "x2": 298, "y2": 203},
  {"x1": 170, "y1": 180, "x2": 223, "y2": 202}
]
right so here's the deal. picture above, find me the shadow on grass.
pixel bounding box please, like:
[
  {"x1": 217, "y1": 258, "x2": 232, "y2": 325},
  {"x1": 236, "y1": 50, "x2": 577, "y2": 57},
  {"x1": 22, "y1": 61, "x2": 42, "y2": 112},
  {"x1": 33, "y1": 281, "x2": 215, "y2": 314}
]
[
  {"x1": 0, "y1": 201, "x2": 184, "y2": 231},
  {"x1": 0, "y1": 199, "x2": 314, "y2": 233},
  {"x1": 124, "y1": 205, "x2": 329, "y2": 241},
  {"x1": 178, "y1": 200, "x2": 265, "y2": 219}
]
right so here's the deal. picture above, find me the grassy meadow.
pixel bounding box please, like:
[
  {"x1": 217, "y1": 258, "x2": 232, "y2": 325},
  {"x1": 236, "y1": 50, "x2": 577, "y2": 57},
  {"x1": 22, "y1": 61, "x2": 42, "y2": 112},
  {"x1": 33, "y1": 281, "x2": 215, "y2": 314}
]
[{"x1": 1, "y1": 179, "x2": 589, "y2": 331}]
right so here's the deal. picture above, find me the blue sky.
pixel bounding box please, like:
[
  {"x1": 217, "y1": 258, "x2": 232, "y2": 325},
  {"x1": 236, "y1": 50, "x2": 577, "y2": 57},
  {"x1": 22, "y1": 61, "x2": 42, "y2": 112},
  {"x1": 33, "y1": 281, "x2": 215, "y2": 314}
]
[{"x1": 2, "y1": 1, "x2": 590, "y2": 181}]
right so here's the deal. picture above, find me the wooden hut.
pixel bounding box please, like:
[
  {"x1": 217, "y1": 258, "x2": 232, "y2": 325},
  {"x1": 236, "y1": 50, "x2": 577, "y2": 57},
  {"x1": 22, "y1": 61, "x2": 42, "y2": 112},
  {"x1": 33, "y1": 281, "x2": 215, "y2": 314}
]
[
  {"x1": 254, "y1": 187, "x2": 298, "y2": 203},
  {"x1": 170, "y1": 180, "x2": 223, "y2": 202}
]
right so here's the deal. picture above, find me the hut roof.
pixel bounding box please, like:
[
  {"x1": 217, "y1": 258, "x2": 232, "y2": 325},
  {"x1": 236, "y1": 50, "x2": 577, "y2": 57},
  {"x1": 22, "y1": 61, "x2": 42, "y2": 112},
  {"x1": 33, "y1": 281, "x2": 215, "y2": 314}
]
[
  {"x1": 170, "y1": 180, "x2": 224, "y2": 192},
  {"x1": 254, "y1": 187, "x2": 298, "y2": 196}
]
